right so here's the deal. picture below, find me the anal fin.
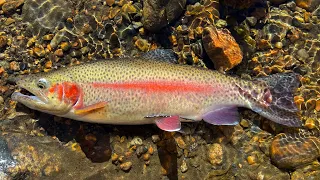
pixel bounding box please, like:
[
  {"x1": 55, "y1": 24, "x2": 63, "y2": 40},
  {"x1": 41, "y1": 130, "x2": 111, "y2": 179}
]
[
  {"x1": 202, "y1": 106, "x2": 239, "y2": 125},
  {"x1": 155, "y1": 115, "x2": 181, "y2": 132},
  {"x1": 74, "y1": 102, "x2": 107, "y2": 115}
]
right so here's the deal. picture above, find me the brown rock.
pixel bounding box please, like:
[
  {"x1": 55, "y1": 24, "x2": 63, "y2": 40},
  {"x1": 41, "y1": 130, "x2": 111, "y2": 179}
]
[
  {"x1": 207, "y1": 143, "x2": 223, "y2": 166},
  {"x1": 9, "y1": 61, "x2": 19, "y2": 71},
  {"x1": 33, "y1": 47, "x2": 46, "y2": 57},
  {"x1": 105, "y1": 0, "x2": 114, "y2": 6},
  {"x1": 296, "y1": 0, "x2": 320, "y2": 11},
  {"x1": 270, "y1": 133, "x2": 320, "y2": 169},
  {"x1": 202, "y1": 26, "x2": 243, "y2": 71},
  {"x1": 0, "y1": 36, "x2": 7, "y2": 48},
  {"x1": 120, "y1": 162, "x2": 132, "y2": 172},
  {"x1": 4, "y1": 17, "x2": 15, "y2": 25},
  {"x1": 54, "y1": 49, "x2": 64, "y2": 57},
  {"x1": 143, "y1": 0, "x2": 186, "y2": 32},
  {"x1": 0, "y1": 0, "x2": 6, "y2": 7},
  {"x1": 2, "y1": 0, "x2": 24, "y2": 14}
]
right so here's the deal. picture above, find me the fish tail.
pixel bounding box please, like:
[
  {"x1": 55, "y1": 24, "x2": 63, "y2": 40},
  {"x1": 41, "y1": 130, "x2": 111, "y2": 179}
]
[{"x1": 253, "y1": 73, "x2": 303, "y2": 127}]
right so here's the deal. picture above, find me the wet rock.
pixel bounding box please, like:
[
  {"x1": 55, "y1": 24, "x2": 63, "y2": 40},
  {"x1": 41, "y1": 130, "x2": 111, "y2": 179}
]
[
  {"x1": 136, "y1": 145, "x2": 148, "y2": 157},
  {"x1": 207, "y1": 143, "x2": 223, "y2": 166},
  {"x1": 120, "y1": 162, "x2": 132, "y2": 172},
  {"x1": 246, "y1": 16, "x2": 257, "y2": 27},
  {"x1": 22, "y1": 0, "x2": 71, "y2": 36},
  {"x1": 151, "y1": 135, "x2": 160, "y2": 143},
  {"x1": 296, "y1": 0, "x2": 320, "y2": 12},
  {"x1": 135, "y1": 38, "x2": 150, "y2": 52},
  {"x1": 9, "y1": 61, "x2": 19, "y2": 71},
  {"x1": 0, "y1": 35, "x2": 7, "y2": 48},
  {"x1": 202, "y1": 26, "x2": 243, "y2": 71},
  {"x1": 270, "y1": 133, "x2": 320, "y2": 169},
  {"x1": 1, "y1": 0, "x2": 24, "y2": 14},
  {"x1": 130, "y1": 137, "x2": 143, "y2": 147},
  {"x1": 33, "y1": 47, "x2": 46, "y2": 57},
  {"x1": 143, "y1": 0, "x2": 186, "y2": 32},
  {"x1": 4, "y1": 18, "x2": 15, "y2": 25},
  {"x1": 180, "y1": 160, "x2": 188, "y2": 173}
]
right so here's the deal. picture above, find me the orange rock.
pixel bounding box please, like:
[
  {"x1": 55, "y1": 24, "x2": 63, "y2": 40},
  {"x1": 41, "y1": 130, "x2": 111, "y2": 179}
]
[
  {"x1": 271, "y1": 133, "x2": 320, "y2": 169},
  {"x1": 202, "y1": 26, "x2": 243, "y2": 71},
  {"x1": 105, "y1": 0, "x2": 114, "y2": 6},
  {"x1": 294, "y1": 96, "x2": 304, "y2": 110},
  {"x1": 316, "y1": 100, "x2": 320, "y2": 112},
  {"x1": 296, "y1": 0, "x2": 320, "y2": 11},
  {"x1": 0, "y1": 67, "x2": 4, "y2": 75}
]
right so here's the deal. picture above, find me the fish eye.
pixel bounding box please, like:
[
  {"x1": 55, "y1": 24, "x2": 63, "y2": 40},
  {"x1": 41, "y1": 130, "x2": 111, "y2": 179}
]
[{"x1": 37, "y1": 78, "x2": 48, "y2": 89}]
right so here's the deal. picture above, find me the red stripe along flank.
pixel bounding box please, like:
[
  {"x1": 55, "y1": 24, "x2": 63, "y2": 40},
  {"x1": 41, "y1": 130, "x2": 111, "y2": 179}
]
[{"x1": 91, "y1": 81, "x2": 217, "y2": 94}]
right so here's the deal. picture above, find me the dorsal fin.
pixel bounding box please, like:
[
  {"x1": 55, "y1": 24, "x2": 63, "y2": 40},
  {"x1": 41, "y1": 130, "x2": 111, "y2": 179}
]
[{"x1": 140, "y1": 49, "x2": 178, "y2": 64}]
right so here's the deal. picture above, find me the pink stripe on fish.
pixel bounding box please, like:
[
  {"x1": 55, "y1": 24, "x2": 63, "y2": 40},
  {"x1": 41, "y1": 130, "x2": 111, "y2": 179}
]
[{"x1": 91, "y1": 81, "x2": 217, "y2": 94}]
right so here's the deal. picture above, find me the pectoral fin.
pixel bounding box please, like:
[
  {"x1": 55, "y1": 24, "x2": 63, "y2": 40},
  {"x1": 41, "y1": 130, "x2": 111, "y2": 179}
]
[
  {"x1": 202, "y1": 106, "x2": 239, "y2": 125},
  {"x1": 155, "y1": 115, "x2": 181, "y2": 132},
  {"x1": 74, "y1": 102, "x2": 107, "y2": 115}
]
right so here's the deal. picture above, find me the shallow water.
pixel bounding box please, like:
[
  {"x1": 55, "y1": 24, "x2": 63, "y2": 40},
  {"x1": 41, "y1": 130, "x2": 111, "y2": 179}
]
[{"x1": 0, "y1": 0, "x2": 319, "y2": 179}]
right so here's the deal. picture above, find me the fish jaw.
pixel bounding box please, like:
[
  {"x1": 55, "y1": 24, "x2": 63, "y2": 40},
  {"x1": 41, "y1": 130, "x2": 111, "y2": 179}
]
[{"x1": 12, "y1": 80, "x2": 73, "y2": 115}]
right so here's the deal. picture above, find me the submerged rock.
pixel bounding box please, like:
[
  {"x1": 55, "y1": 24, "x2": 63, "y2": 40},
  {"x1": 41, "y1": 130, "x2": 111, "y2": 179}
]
[
  {"x1": 296, "y1": 0, "x2": 320, "y2": 12},
  {"x1": 143, "y1": 0, "x2": 187, "y2": 32},
  {"x1": 270, "y1": 133, "x2": 320, "y2": 169},
  {"x1": 202, "y1": 26, "x2": 243, "y2": 71}
]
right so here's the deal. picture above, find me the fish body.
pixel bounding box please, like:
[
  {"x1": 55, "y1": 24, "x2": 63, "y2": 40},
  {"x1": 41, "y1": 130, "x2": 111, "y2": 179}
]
[{"x1": 12, "y1": 52, "x2": 302, "y2": 131}]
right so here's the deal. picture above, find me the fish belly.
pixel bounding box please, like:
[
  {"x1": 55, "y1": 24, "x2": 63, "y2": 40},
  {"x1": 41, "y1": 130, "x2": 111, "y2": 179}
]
[{"x1": 65, "y1": 85, "x2": 220, "y2": 124}]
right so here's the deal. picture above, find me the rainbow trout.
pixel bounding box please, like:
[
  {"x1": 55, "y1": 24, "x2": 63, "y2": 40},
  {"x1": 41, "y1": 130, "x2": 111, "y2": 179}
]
[{"x1": 11, "y1": 50, "x2": 302, "y2": 131}]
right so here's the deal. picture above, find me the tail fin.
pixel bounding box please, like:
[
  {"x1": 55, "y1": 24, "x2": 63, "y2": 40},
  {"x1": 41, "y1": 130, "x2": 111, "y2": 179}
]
[{"x1": 255, "y1": 73, "x2": 303, "y2": 127}]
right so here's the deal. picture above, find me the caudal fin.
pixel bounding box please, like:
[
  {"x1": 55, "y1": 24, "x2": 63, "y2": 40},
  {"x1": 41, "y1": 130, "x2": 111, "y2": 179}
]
[{"x1": 255, "y1": 73, "x2": 303, "y2": 127}]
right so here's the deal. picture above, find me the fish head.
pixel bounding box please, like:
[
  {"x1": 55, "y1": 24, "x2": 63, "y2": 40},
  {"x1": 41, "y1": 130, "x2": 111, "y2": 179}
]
[
  {"x1": 239, "y1": 81, "x2": 272, "y2": 111},
  {"x1": 11, "y1": 72, "x2": 80, "y2": 115}
]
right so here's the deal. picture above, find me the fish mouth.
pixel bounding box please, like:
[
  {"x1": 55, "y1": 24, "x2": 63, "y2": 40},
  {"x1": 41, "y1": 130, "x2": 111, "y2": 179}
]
[{"x1": 11, "y1": 83, "x2": 48, "y2": 105}]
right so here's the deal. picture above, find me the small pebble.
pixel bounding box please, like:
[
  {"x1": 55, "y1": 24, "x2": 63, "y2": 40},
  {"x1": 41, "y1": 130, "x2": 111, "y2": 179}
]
[
  {"x1": 246, "y1": 17, "x2": 257, "y2": 27},
  {"x1": 136, "y1": 145, "x2": 148, "y2": 157},
  {"x1": 135, "y1": 39, "x2": 150, "y2": 52},
  {"x1": 240, "y1": 119, "x2": 249, "y2": 128},
  {"x1": 174, "y1": 134, "x2": 187, "y2": 149},
  {"x1": 180, "y1": 160, "x2": 188, "y2": 173},
  {"x1": 130, "y1": 137, "x2": 143, "y2": 147},
  {"x1": 54, "y1": 49, "x2": 64, "y2": 57},
  {"x1": 305, "y1": 118, "x2": 316, "y2": 129},
  {"x1": 316, "y1": 100, "x2": 320, "y2": 112},
  {"x1": 151, "y1": 135, "x2": 160, "y2": 143},
  {"x1": 274, "y1": 42, "x2": 283, "y2": 49},
  {"x1": 207, "y1": 143, "x2": 223, "y2": 166},
  {"x1": 9, "y1": 61, "x2": 19, "y2": 71},
  {"x1": 19, "y1": 62, "x2": 28, "y2": 70},
  {"x1": 60, "y1": 42, "x2": 71, "y2": 51},
  {"x1": 4, "y1": 17, "x2": 15, "y2": 25},
  {"x1": 111, "y1": 153, "x2": 119, "y2": 163},
  {"x1": 105, "y1": 0, "x2": 115, "y2": 6},
  {"x1": 120, "y1": 162, "x2": 132, "y2": 172},
  {"x1": 297, "y1": 49, "x2": 309, "y2": 60},
  {"x1": 247, "y1": 155, "x2": 256, "y2": 165},
  {"x1": 44, "y1": 61, "x2": 52, "y2": 69},
  {"x1": 0, "y1": 35, "x2": 7, "y2": 48},
  {"x1": 118, "y1": 155, "x2": 125, "y2": 163},
  {"x1": 143, "y1": 153, "x2": 150, "y2": 161},
  {"x1": 42, "y1": 34, "x2": 54, "y2": 41},
  {"x1": 148, "y1": 146, "x2": 154, "y2": 155},
  {"x1": 33, "y1": 47, "x2": 46, "y2": 57}
]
